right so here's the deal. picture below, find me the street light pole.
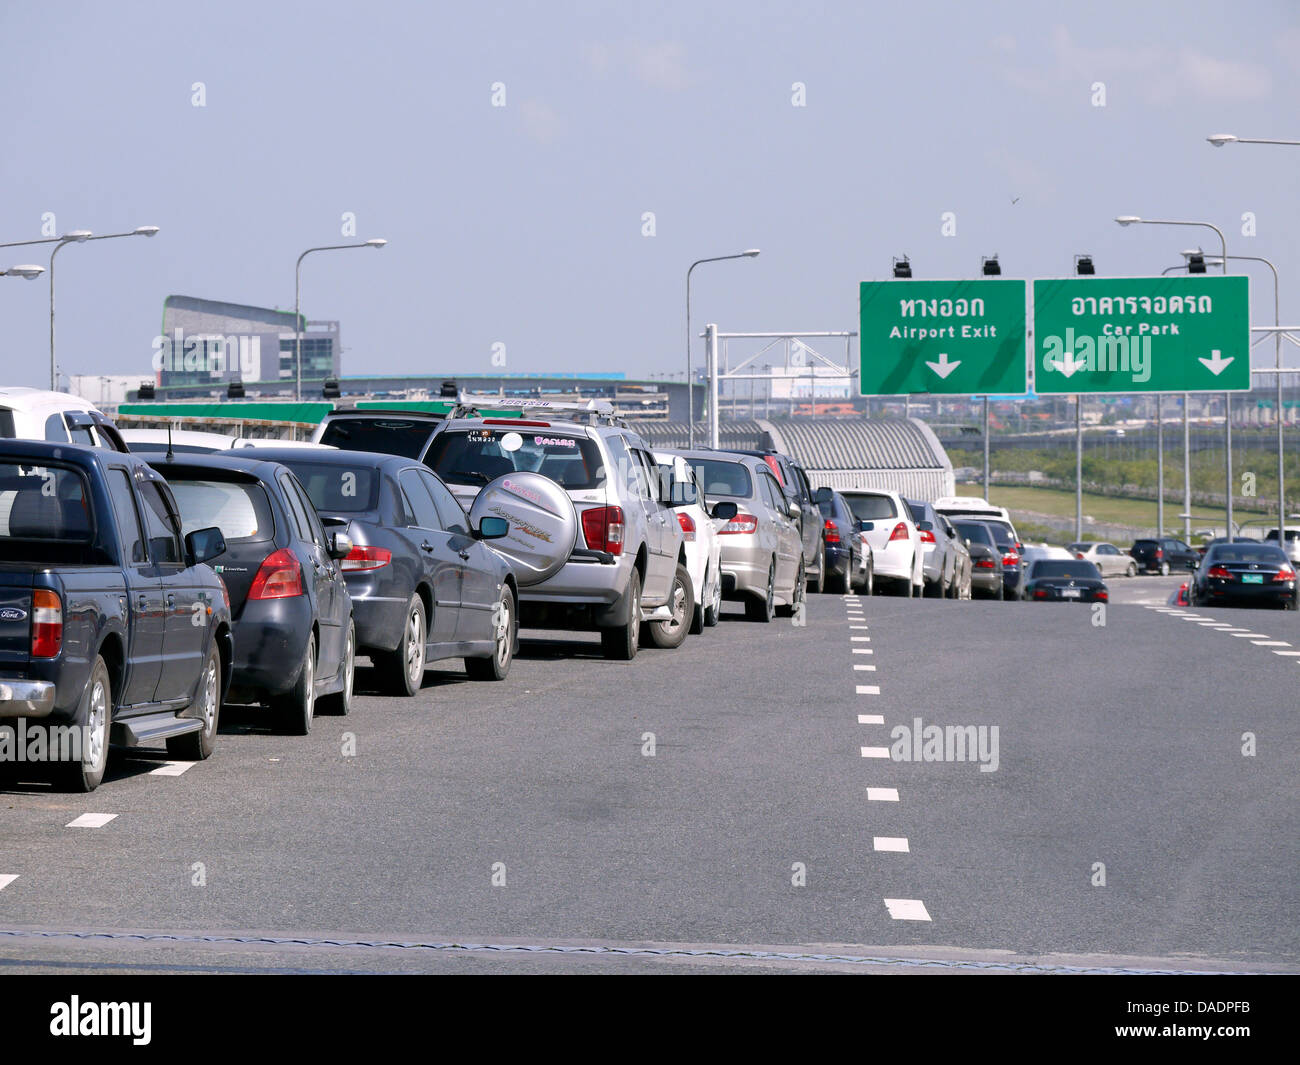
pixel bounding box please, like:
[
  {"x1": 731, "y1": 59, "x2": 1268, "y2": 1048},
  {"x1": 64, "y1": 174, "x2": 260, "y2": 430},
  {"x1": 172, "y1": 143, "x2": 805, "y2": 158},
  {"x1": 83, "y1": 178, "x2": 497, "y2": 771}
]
[
  {"x1": 686, "y1": 250, "x2": 760, "y2": 447},
  {"x1": 294, "y1": 239, "x2": 387, "y2": 402},
  {"x1": 1207, "y1": 134, "x2": 1300, "y2": 148}
]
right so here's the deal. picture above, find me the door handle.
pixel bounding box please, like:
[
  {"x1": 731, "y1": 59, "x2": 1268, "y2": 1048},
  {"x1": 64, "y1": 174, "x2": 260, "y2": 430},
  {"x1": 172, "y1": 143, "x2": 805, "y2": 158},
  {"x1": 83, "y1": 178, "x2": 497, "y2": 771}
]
[
  {"x1": 458, "y1": 550, "x2": 471, "y2": 560},
  {"x1": 136, "y1": 593, "x2": 148, "y2": 612},
  {"x1": 166, "y1": 594, "x2": 176, "y2": 610},
  {"x1": 420, "y1": 541, "x2": 435, "y2": 554}
]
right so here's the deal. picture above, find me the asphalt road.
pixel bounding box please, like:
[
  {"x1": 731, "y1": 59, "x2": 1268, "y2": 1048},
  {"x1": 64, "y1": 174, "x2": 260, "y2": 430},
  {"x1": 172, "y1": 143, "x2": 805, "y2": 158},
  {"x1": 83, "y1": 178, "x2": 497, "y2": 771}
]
[{"x1": 1, "y1": 574, "x2": 1296, "y2": 974}]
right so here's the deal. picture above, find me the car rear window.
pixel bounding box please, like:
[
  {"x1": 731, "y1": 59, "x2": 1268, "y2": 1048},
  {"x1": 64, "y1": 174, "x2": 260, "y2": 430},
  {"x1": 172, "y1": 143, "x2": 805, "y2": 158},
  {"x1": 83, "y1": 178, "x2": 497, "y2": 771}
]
[
  {"x1": 1265, "y1": 529, "x2": 1300, "y2": 543},
  {"x1": 984, "y1": 521, "x2": 1016, "y2": 549},
  {"x1": 317, "y1": 416, "x2": 439, "y2": 458},
  {"x1": 166, "y1": 479, "x2": 273, "y2": 542},
  {"x1": 953, "y1": 521, "x2": 994, "y2": 546},
  {"x1": 425, "y1": 428, "x2": 604, "y2": 490},
  {"x1": 278, "y1": 461, "x2": 381, "y2": 513},
  {"x1": 1031, "y1": 560, "x2": 1101, "y2": 579},
  {"x1": 1209, "y1": 544, "x2": 1289, "y2": 564},
  {"x1": 681, "y1": 459, "x2": 751, "y2": 499},
  {"x1": 0, "y1": 461, "x2": 93, "y2": 542},
  {"x1": 844, "y1": 493, "x2": 897, "y2": 521}
]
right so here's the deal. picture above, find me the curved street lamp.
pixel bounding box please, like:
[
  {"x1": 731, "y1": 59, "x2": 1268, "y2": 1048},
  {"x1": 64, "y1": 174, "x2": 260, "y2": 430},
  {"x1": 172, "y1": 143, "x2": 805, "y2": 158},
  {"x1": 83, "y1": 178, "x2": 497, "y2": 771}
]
[
  {"x1": 2, "y1": 265, "x2": 45, "y2": 279},
  {"x1": 686, "y1": 250, "x2": 760, "y2": 446},
  {"x1": 295, "y1": 239, "x2": 387, "y2": 401},
  {"x1": 1207, "y1": 133, "x2": 1300, "y2": 148}
]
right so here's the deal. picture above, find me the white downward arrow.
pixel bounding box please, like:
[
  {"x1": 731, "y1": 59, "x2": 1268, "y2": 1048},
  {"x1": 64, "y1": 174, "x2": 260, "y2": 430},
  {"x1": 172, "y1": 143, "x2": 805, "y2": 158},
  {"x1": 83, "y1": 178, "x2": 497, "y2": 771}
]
[
  {"x1": 1198, "y1": 349, "x2": 1234, "y2": 376},
  {"x1": 1052, "y1": 352, "x2": 1088, "y2": 378},
  {"x1": 925, "y1": 352, "x2": 961, "y2": 379}
]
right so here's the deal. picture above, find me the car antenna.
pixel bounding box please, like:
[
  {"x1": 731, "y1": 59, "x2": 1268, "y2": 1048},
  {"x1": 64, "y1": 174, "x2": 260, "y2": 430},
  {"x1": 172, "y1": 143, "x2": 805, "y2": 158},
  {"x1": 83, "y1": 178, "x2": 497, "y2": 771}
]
[{"x1": 166, "y1": 421, "x2": 174, "y2": 463}]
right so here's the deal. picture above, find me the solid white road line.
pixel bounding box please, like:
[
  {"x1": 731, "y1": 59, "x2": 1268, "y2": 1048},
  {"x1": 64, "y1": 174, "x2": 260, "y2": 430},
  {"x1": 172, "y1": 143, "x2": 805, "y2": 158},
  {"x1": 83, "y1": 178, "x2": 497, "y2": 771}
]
[
  {"x1": 857, "y1": 714, "x2": 884, "y2": 724},
  {"x1": 874, "y1": 837, "x2": 910, "y2": 853},
  {"x1": 860, "y1": 746, "x2": 890, "y2": 758},
  {"x1": 856, "y1": 685, "x2": 880, "y2": 695},
  {"x1": 884, "y1": 898, "x2": 932, "y2": 921},
  {"x1": 0, "y1": 875, "x2": 17, "y2": 892},
  {"x1": 149, "y1": 762, "x2": 194, "y2": 777},
  {"x1": 866, "y1": 788, "x2": 899, "y2": 802},
  {"x1": 66, "y1": 813, "x2": 117, "y2": 829}
]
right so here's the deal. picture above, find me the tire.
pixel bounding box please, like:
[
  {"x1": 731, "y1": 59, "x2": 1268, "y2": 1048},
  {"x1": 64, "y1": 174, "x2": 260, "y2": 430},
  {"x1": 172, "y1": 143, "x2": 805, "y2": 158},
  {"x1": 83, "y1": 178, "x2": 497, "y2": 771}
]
[
  {"x1": 1285, "y1": 596, "x2": 1298, "y2": 611},
  {"x1": 777, "y1": 559, "x2": 806, "y2": 618},
  {"x1": 1127, "y1": 562, "x2": 1138, "y2": 578},
  {"x1": 807, "y1": 542, "x2": 825, "y2": 594},
  {"x1": 1160, "y1": 561, "x2": 1170, "y2": 577},
  {"x1": 467, "y1": 589, "x2": 515, "y2": 680},
  {"x1": 997, "y1": 582, "x2": 1006, "y2": 601},
  {"x1": 704, "y1": 574, "x2": 721, "y2": 628},
  {"x1": 689, "y1": 567, "x2": 707, "y2": 635},
  {"x1": 648, "y1": 564, "x2": 693, "y2": 649},
  {"x1": 864, "y1": 561, "x2": 874, "y2": 597},
  {"x1": 319, "y1": 621, "x2": 356, "y2": 714},
  {"x1": 601, "y1": 570, "x2": 641, "y2": 660},
  {"x1": 378, "y1": 595, "x2": 427, "y2": 697},
  {"x1": 828, "y1": 563, "x2": 850, "y2": 595},
  {"x1": 51, "y1": 654, "x2": 112, "y2": 793},
  {"x1": 168, "y1": 644, "x2": 222, "y2": 759},
  {"x1": 745, "y1": 561, "x2": 776, "y2": 622},
  {"x1": 276, "y1": 634, "x2": 317, "y2": 735}
]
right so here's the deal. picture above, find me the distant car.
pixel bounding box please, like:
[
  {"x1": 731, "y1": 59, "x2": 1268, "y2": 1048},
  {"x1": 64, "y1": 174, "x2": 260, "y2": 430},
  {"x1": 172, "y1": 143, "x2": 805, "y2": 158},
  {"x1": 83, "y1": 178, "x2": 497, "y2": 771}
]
[
  {"x1": 1130, "y1": 537, "x2": 1200, "y2": 575},
  {"x1": 726, "y1": 449, "x2": 826, "y2": 593},
  {"x1": 123, "y1": 428, "x2": 337, "y2": 454},
  {"x1": 840, "y1": 489, "x2": 924, "y2": 597},
  {"x1": 950, "y1": 519, "x2": 1006, "y2": 599},
  {"x1": 1069, "y1": 542, "x2": 1138, "y2": 578},
  {"x1": 813, "y1": 487, "x2": 873, "y2": 594},
  {"x1": 937, "y1": 514, "x2": 972, "y2": 600},
  {"x1": 1021, "y1": 558, "x2": 1109, "y2": 603},
  {"x1": 905, "y1": 497, "x2": 960, "y2": 598},
  {"x1": 1167, "y1": 582, "x2": 1190, "y2": 606},
  {"x1": 248, "y1": 448, "x2": 521, "y2": 692},
  {"x1": 657, "y1": 450, "x2": 730, "y2": 633},
  {"x1": 1189, "y1": 542, "x2": 1297, "y2": 610},
  {"x1": 150, "y1": 452, "x2": 357, "y2": 733},
  {"x1": 0, "y1": 387, "x2": 128, "y2": 452},
  {"x1": 1263, "y1": 526, "x2": 1300, "y2": 567}
]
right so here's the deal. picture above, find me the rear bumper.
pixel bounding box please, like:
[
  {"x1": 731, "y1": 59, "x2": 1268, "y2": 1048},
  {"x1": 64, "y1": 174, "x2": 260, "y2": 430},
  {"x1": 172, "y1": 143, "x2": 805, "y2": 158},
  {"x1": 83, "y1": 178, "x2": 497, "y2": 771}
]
[
  {"x1": 349, "y1": 593, "x2": 408, "y2": 654},
  {"x1": 1200, "y1": 581, "x2": 1296, "y2": 606},
  {"x1": 719, "y1": 544, "x2": 769, "y2": 598},
  {"x1": 0, "y1": 678, "x2": 56, "y2": 718},
  {"x1": 227, "y1": 599, "x2": 314, "y2": 702},
  {"x1": 824, "y1": 543, "x2": 853, "y2": 577}
]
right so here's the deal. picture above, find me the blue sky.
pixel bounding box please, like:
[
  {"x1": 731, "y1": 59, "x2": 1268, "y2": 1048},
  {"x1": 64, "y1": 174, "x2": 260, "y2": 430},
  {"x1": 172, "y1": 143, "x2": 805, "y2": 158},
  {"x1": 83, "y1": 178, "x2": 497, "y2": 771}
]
[{"x1": 1, "y1": 0, "x2": 1297, "y2": 387}]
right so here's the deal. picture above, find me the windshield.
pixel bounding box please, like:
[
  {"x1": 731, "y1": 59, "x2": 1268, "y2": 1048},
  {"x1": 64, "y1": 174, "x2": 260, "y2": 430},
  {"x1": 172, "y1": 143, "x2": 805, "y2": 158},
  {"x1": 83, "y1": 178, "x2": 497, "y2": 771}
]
[
  {"x1": 317, "y1": 416, "x2": 438, "y2": 458},
  {"x1": 1031, "y1": 560, "x2": 1101, "y2": 580},
  {"x1": 426, "y1": 428, "x2": 604, "y2": 489},
  {"x1": 167, "y1": 479, "x2": 272, "y2": 541}
]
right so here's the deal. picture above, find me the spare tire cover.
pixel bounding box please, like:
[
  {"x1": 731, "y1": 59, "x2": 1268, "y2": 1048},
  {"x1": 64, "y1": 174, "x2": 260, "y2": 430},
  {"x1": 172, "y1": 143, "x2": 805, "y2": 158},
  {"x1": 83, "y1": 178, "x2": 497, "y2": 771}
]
[{"x1": 468, "y1": 472, "x2": 578, "y2": 587}]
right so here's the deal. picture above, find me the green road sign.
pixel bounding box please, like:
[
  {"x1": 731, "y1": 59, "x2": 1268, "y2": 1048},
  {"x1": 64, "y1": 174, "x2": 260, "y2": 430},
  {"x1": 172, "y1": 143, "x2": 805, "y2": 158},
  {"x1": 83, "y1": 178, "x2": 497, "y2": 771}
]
[
  {"x1": 858, "y1": 279, "x2": 1027, "y2": 395},
  {"x1": 1033, "y1": 276, "x2": 1250, "y2": 394}
]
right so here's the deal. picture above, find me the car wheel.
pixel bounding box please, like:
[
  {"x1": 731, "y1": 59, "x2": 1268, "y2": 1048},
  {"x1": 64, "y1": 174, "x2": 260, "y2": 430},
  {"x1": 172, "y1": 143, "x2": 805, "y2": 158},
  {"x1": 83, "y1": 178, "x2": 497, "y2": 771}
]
[
  {"x1": 648, "y1": 564, "x2": 694, "y2": 648},
  {"x1": 704, "y1": 575, "x2": 721, "y2": 627},
  {"x1": 1127, "y1": 561, "x2": 1138, "y2": 578},
  {"x1": 807, "y1": 542, "x2": 825, "y2": 594},
  {"x1": 746, "y1": 561, "x2": 776, "y2": 622},
  {"x1": 378, "y1": 595, "x2": 427, "y2": 697},
  {"x1": 777, "y1": 559, "x2": 805, "y2": 618},
  {"x1": 318, "y1": 620, "x2": 356, "y2": 714},
  {"x1": 467, "y1": 588, "x2": 516, "y2": 680},
  {"x1": 829, "y1": 563, "x2": 850, "y2": 594},
  {"x1": 52, "y1": 654, "x2": 112, "y2": 793},
  {"x1": 275, "y1": 633, "x2": 317, "y2": 735},
  {"x1": 865, "y1": 561, "x2": 874, "y2": 597},
  {"x1": 1160, "y1": 561, "x2": 1170, "y2": 576},
  {"x1": 689, "y1": 568, "x2": 707, "y2": 635},
  {"x1": 601, "y1": 570, "x2": 642, "y2": 660},
  {"x1": 168, "y1": 644, "x2": 222, "y2": 759}
]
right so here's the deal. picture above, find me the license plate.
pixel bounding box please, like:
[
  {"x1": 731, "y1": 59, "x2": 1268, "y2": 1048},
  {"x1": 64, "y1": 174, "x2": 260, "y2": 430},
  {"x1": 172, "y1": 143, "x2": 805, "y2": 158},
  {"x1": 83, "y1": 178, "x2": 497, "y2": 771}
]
[
  {"x1": 1062, "y1": 588, "x2": 1082, "y2": 598},
  {"x1": 1242, "y1": 574, "x2": 1264, "y2": 584}
]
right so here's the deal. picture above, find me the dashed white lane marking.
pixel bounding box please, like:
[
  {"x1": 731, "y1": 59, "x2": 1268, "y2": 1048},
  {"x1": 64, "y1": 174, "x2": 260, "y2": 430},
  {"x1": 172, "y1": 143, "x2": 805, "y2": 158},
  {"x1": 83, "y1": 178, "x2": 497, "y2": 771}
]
[
  {"x1": 852, "y1": 648, "x2": 874, "y2": 654},
  {"x1": 860, "y1": 746, "x2": 890, "y2": 758},
  {"x1": 854, "y1": 664, "x2": 877, "y2": 671},
  {"x1": 1253, "y1": 640, "x2": 1290, "y2": 647},
  {"x1": 0, "y1": 874, "x2": 18, "y2": 892},
  {"x1": 857, "y1": 714, "x2": 884, "y2": 724},
  {"x1": 149, "y1": 762, "x2": 194, "y2": 777},
  {"x1": 1273, "y1": 650, "x2": 1300, "y2": 657},
  {"x1": 66, "y1": 813, "x2": 116, "y2": 829},
  {"x1": 1229, "y1": 632, "x2": 1271, "y2": 639},
  {"x1": 850, "y1": 625, "x2": 869, "y2": 630},
  {"x1": 874, "y1": 837, "x2": 910, "y2": 853},
  {"x1": 1218, "y1": 628, "x2": 1251, "y2": 633},
  {"x1": 856, "y1": 685, "x2": 880, "y2": 695},
  {"x1": 1199, "y1": 621, "x2": 1233, "y2": 626},
  {"x1": 851, "y1": 636, "x2": 870, "y2": 642},
  {"x1": 884, "y1": 898, "x2": 932, "y2": 922},
  {"x1": 866, "y1": 788, "x2": 899, "y2": 802}
]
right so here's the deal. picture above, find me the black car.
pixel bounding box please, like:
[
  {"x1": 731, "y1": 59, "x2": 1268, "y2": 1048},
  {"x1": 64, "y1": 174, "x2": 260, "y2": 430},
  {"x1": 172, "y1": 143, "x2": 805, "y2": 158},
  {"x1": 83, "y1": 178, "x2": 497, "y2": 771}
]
[
  {"x1": 1021, "y1": 559, "x2": 1109, "y2": 603},
  {"x1": 250, "y1": 448, "x2": 518, "y2": 695},
  {"x1": 1190, "y1": 542, "x2": 1297, "y2": 610},
  {"x1": 1130, "y1": 537, "x2": 1199, "y2": 575},
  {"x1": 813, "y1": 487, "x2": 873, "y2": 594},
  {"x1": 149, "y1": 453, "x2": 355, "y2": 734},
  {"x1": 951, "y1": 520, "x2": 1006, "y2": 599}
]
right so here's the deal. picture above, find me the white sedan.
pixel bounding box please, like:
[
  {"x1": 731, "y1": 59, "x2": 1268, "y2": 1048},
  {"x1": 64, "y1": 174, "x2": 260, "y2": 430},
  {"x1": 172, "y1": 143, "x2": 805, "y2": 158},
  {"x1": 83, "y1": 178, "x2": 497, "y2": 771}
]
[
  {"x1": 658, "y1": 451, "x2": 725, "y2": 633},
  {"x1": 841, "y1": 489, "x2": 924, "y2": 597},
  {"x1": 1069, "y1": 541, "x2": 1138, "y2": 578}
]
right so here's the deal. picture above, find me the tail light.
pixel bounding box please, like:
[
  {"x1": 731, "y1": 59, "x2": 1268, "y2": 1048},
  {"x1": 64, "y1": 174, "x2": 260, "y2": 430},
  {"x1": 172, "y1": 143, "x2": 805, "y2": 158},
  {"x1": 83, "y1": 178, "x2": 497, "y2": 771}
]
[
  {"x1": 719, "y1": 512, "x2": 759, "y2": 535},
  {"x1": 341, "y1": 544, "x2": 392, "y2": 571},
  {"x1": 248, "y1": 548, "x2": 305, "y2": 600},
  {"x1": 1155, "y1": 548, "x2": 1164, "y2": 560},
  {"x1": 919, "y1": 528, "x2": 936, "y2": 544},
  {"x1": 823, "y1": 519, "x2": 841, "y2": 544},
  {"x1": 888, "y1": 522, "x2": 909, "y2": 542},
  {"x1": 581, "y1": 505, "x2": 625, "y2": 555},
  {"x1": 676, "y1": 511, "x2": 696, "y2": 542},
  {"x1": 1206, "y1": 564, "x2": 1232, "y2": 580},
  {"x1": 1273, "y1": 566, "x2": 1296, "y2": 582},
  {"x1": 1033, "y1": 587, "x2": 1049, "y2": 599},
  {"x1": 1001, "y1": 551, "x2": 1020, "y2": 567},
  {"x1": 1074, "y1": 552, "x2": 1085, "y2": 560},
  {"x1": 975, "y1": 558, "x2": 996, "y2": 570},
  {"x1": 31, "y1": 588, "x2": 63, "y2": 658},
  {"x1": 1096, "y1": 589, "x2": 1109, "y2": 602}
]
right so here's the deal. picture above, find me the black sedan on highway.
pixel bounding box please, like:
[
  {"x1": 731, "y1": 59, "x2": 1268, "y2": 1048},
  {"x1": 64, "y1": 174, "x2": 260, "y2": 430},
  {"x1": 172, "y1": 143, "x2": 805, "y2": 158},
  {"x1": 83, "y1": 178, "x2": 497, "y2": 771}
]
[
  {"x1": 1020, "y1": 558, "x2": 1109, "y2": 603},
  {"x1": 1189, "y1": 542, "x2": 1297, "y2": 610},
  {"x1": 814, "y1": 487, "x2": 872, "y2": 594},
  {"x1": 149, "y1": 453, "x2": 355, "y2": 734},
  {"x1": 250, "y1": 449, "x2": 518, "y2": 695}
]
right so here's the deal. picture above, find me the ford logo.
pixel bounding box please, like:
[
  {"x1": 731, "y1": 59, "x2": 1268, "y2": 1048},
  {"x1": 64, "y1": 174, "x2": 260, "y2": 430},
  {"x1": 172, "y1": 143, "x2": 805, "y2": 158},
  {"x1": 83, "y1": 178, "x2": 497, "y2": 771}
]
[{"x1": 0, "y1": 607, "x2": 28, "y2": 622}]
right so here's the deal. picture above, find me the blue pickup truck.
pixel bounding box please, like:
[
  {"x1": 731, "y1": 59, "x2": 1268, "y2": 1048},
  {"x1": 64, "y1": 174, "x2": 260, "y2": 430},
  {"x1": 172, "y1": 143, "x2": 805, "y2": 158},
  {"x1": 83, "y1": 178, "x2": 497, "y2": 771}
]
[{"x1": 0, "y1": 439, "x2": 233, "y2": 791}]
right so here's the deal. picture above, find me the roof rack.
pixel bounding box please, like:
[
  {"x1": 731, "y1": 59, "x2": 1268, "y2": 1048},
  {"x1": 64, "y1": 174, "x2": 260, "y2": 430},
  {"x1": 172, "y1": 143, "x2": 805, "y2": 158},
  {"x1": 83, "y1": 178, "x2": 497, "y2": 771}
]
[{"x1": 450, "y1": 392, "x2": 627, "y2": 427}]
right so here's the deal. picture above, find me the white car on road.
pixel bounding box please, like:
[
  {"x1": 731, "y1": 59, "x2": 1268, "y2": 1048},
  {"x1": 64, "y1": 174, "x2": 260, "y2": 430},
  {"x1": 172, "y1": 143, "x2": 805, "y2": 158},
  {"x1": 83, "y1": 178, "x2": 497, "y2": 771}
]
[
  {"x1": 841, "y1": 489, "x2": 924, "y2": 597},
  {"x1": 0, "y1": 387, "x2": 124, "y2": 449},
  {"x1": 658, "y1": 450, "x2": 724, "y2": 633}
]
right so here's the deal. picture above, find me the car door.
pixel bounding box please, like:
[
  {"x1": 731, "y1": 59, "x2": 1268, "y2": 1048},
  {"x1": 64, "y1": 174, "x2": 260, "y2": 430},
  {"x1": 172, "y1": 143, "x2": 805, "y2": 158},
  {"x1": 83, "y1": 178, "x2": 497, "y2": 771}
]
[
  {"x1": 761, "y1": 471, "x2": 799, "y2": 587},
  {"x1": 631, "y1": 446, "x2": 673, "y2": 599},
  {"x1": 790, "y1": 464, "x2": 820, "y2": 567},
  {"x1": 397, "y1": 467, "x2": 460, "y2": 645},
  {"x1": 421, "y1": 468, "x2": 496, "y2": 642},
  {"x1": 138, "y1": 477, "x2": 206, "y2": 705},
  {"x1": 286, "y1": 474, "x2": 348, "y2": 672},
  {"x1": 106, "y1": 467, "x2": 164, "y2": 708}
]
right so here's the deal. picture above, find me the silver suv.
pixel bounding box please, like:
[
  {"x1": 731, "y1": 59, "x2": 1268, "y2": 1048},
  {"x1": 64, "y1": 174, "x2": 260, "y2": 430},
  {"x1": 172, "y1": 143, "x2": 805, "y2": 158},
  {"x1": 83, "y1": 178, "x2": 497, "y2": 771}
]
[{"x1": 423, "y1": 400, "x2": 689, "y2": 660}]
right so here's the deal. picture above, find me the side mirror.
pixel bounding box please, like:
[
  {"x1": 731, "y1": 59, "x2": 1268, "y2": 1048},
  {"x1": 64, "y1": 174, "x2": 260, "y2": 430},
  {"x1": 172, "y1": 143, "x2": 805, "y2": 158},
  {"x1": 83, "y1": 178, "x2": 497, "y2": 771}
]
[
  {"x1": 917, "y1": 520, "x2": 933, "y2": 532},
  {"x1": 856, "y1": 520, "x2": 874, "y2": 533},
  {"x1": 478, "y1": 516, "x2": 509, "y2": 540},
  {"x1": 328, "y1": 531, "x2": 353, "y2": 560},
  {"x1": 711, "y1": 500, "x2": 738, "y2": 522},
  {"x1": 185, "y1": 526, "x2": 227, "y2": 567},
  {"x1": 786, "y1": 501, "x2": 801, "y2": 520},
  {"x1": 813, "y1": 486, "x2": 833, "y2": 504},
  {"x1": 965, "y1": 538, "x2": 971, "y2": 547}
]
